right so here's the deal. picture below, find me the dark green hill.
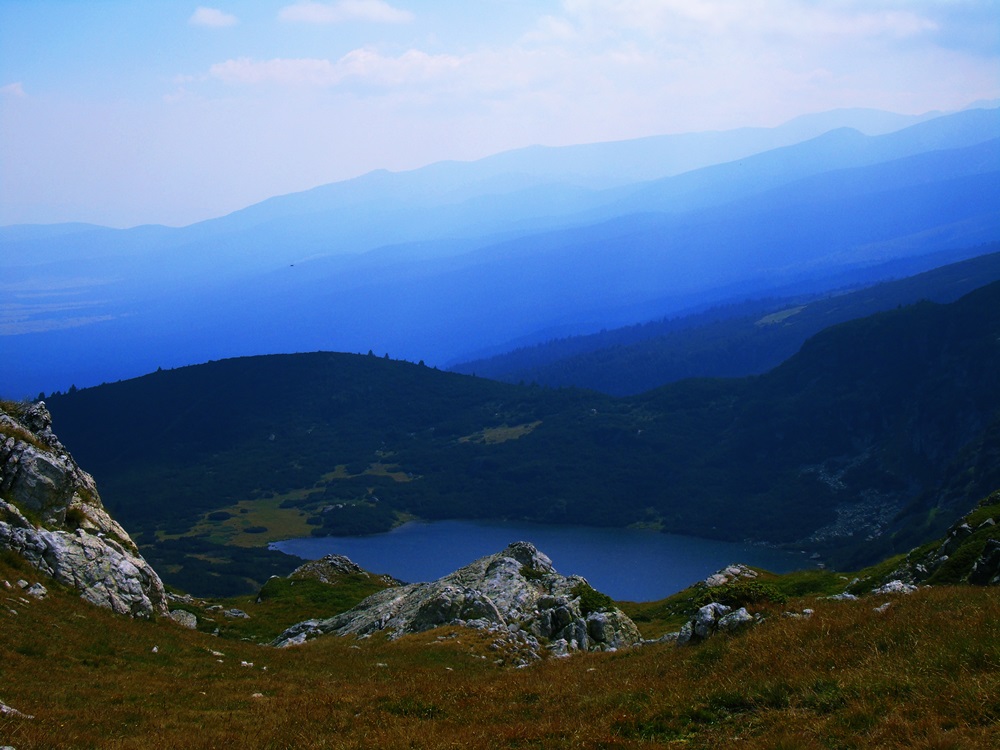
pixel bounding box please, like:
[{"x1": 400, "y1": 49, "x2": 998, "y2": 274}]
[
  {"x1": 43, "y1": 281, "x2": 1000, "y2": 594},
  {"x1": 453, "y1": 245, "x2": 1000, "y2": 395}
]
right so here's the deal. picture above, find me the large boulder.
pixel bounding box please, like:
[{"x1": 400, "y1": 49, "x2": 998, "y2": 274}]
[
  {"x1": 274, "y1": 541, "x2": 642, "y2": 653},
  {"x1": 675, "y1": 603, "x2": 755, "y2": 645},
  {"x1": 0, "y1": 401, "x2": 168, "y2": 618}
]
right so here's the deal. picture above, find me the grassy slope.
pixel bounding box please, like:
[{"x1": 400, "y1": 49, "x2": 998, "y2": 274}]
[{"x1": 2, "y1": 552, "x2": 998, "y2": 749}]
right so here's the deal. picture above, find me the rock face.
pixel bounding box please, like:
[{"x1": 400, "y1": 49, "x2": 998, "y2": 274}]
[
  {"x1": 885, "y1": 490, "x2": 1000, "y2": 587},
  {"x1": 0, "y1": 401, "x2": 168, "y2": 618},
  {"x1": 274, "y1": 541, "x2": 642, "y2": 653}
]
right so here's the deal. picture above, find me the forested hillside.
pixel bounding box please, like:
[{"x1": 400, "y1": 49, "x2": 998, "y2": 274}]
[
  {"x1": 452, "y1": 246, "x2": 1000, "y2": 394},
  {"x1": 43, "y1": 281, "x2": 1000, "y2": 594}
]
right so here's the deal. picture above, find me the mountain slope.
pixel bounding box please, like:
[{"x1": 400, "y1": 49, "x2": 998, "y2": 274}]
[
  {"x1": 39, "y1": 280, "x2": 1000, "y2": 594},
  {"x1": 3, "y1": 107, "x2": 997, "y2": 400},
  {"x1": 451, "y1": 246, "x2": 1000, "y2": 394}
]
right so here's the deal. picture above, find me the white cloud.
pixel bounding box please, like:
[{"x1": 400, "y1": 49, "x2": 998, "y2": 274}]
[
  {"x1": 535, "y1": 0, "x2": 938, "y2": 43},
  {"x1": 278, "y1": 1, "x2": 413, "y2": 24},
  {"x1": 189, "y1": 7, "x2": 238, "y2": 28},
  {"x1": 209, "y1": 49, "x2": 460, "y2": 87},
  {"x1": 210, "y1": 58, "x2": 341, "y2": 86},
  {"x1": 1, "y1": 82, "x2": 26, "y2": 97}
]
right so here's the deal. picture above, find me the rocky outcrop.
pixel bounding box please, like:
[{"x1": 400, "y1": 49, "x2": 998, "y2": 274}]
[
  {"x1": 702, "y1": 563, "x2": 759, "y2": 588},
  {"x1": 968, "y1": 538, "x2": 1000, "y2": 585},
  {"x1": 289, "y1": 554, "x2": 401, "y2": 587},
  {"x1": 884, "y1": 490, "x2": 1000, "y2": 587},
  {"x1": 872, "y1": 580, "x2": 918, "y2": 595},
  {"x1": 0, "y1": 401, "x2": 168, "y2": 618},
  {"x1": 658, "y1": 602, "x2": 757, "y2": 646},
  {"x1": 274, "y1": 542, "x2": 642, "y2": 653}
]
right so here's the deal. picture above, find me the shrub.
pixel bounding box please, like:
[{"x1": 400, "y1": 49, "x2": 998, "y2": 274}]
[
  {"x1": 519, "y1": 565, "x2": 546, "y2": 581},
  {"x1": 571, "y1": 582, "x2": 615, "y2": 615},
  {"x1": 693, "y1": 580, "x2": 788, "y2": 609},
  {"x1": 64, "y1": 506, "x2": 87, "y2": 529}
]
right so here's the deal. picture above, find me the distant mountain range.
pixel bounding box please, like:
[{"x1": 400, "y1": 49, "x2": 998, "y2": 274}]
[
  {"x1": 44, "y1": 278, "x2": 1000, "y2": 593},
  {"x1": 452, "y1": 246, "x2": 1000, "y2": 394},
  {"x1": 2, "y1": 105, "x2": 998, "y2": 400}
]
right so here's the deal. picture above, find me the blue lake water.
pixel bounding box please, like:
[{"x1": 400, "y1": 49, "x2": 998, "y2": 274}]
[{"x1": 270, "y1": 520, "x2": 811, "y2": 601}]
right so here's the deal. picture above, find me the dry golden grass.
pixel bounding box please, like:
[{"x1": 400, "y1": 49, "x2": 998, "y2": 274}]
[{"x1": 2, "y1": 553, "x2": 998, "y2": 749}]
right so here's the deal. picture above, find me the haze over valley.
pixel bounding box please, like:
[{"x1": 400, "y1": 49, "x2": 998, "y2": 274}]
[
  {"x1": 2, "y1": 5, "x2": 1000, "y2": 747},
  {"x1": 4, "y1": 104, "x2": 999, "y2": 400}
]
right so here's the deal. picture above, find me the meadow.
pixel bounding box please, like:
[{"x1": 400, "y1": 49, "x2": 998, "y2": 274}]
[{"x1": 2, "y1": 551, "x2": 997, "y2": 749}]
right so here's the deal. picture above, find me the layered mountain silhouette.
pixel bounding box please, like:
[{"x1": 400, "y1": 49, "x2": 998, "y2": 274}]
[
  {"x1": 452, "y1": 247, "x2": 1000, "y2": 394},
  {"x1": 2, "y1": 106, "x2": 998, "y2": 400}
]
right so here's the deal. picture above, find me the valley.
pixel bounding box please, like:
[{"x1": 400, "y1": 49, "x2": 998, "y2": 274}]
[
  {"x1": 36, "y1": 277, "x2": 1000, "y2": 597},
  {"x1": 3, "y1": 96, "x2": 1000, "y2": 747}
]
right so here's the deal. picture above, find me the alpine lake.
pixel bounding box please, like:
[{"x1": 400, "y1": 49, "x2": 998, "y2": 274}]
[{"x1": 271, "y1": 519, "x2": 812, "y2": 602}]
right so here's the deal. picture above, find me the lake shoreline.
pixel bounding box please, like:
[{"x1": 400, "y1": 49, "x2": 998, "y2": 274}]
[{"x1": 271, "y1": 518, "x2": 813, "y2": 602}]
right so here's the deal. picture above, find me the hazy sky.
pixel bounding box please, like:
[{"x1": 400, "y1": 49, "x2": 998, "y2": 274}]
[{"x1": 2, "y1": 1, "x2": 998, "y2": 228}]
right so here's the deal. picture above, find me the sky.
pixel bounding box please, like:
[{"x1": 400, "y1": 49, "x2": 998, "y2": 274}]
[{"x1": 1, "y1": 0, "x2": 998, "y2": 228}]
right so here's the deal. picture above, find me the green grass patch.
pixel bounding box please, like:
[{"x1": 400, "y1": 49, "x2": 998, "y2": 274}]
[
  {"x1": 176, "y1": 495, "x2": 318, "y2": 547},
  {"x1": 203, "y1": 573, "x2": 393, "y2": 642},
  {"x1": 571, "y1": 582, "x2": 614, "y2": 615}
]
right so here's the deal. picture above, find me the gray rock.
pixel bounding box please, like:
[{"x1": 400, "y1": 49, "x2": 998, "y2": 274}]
[
  {"x1": 718, "y1": 607, "x2": 753, "y2": 631},
  {"x1": 170, "y1": 609, "x2": 198, "y2": 629},
  {"x1": 703, "y1": 564, "x2": 758, "y2": 588},
  {"x1": 0, "y1": 507, "x2": 168, "y2": 617},
  {"x1": 783, "y1": 608, "x2": 814, "y2": 619},
  {"x1": 827, "y1": 592, "x2": 858, "y2": 601},
  {"x1": 0, "y1": 700, "x2": 34, "y2": 719},
  {"x1": 676, "y1": 621, "x2": 695, "y2": 646},
  {"x1": 871, "y1": 580, "x2": 917, "y2": 595},
  {"x1": 693, "y1": 603, "x2": 731, "y2": 639},
  {"x1": 273, "y1": 541, "x2": 641, "y2": 653},
  {"x1": 674, "y1": 601, "x2": 756, "y2": 645},
  {"x1": 25, "y1": 583, "x2": 46, "y2": 598},
  {"x1": 548, "y1": 638, "x2": 570, "y2": 657},
  {"x1": 0, "y1": 402, "x2": 168, "y2": 618},
  {"x1": 224, "y1": 608, "x2": 250, "y2": 619}
]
